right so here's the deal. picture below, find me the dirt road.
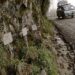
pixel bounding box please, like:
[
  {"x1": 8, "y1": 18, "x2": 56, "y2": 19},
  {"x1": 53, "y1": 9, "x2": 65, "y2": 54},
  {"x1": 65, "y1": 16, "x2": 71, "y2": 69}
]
[
  {"x1": 53, "y1": 18, "x2": 75, "y2": 48},
  {"x1": 49, "y1": 15, "x2": 75, "y2": 75}
]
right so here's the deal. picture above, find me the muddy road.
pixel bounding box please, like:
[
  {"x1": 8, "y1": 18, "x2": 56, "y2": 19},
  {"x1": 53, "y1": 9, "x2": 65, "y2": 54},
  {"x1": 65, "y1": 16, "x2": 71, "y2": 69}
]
[
  {"x1": 49, "y1": 15, "x2": 75, "y2": 75},
  {"x1": 53, "y1": 18, "x2": 75, "y2": 75},
  {"x1": 53, "y1": 18, "x2": 75, "y2": 48}
]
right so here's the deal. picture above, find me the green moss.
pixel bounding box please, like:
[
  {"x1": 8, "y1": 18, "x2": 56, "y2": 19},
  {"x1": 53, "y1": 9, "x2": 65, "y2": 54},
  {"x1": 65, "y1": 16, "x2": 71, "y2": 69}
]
[
  {"x1": 0, "y1": 44, "x2": 8, "y2": 67},
  {"x1": 26, "y1": 46, "x2": 38, "y2": 61},
  {"x1": 38, "y1": 47, "x2": 58, "y2": 75},
  {"x1": 41, "y1": 16, "x2": 54, "y2": 35},
  {"x1": 32, "y1": 65, "x2": 40, "y2": 75},
  {"x1": 0, "y1": 1, "x2": 58, "y2": 75},
  {"x1": 31, "y1": 46, "x2": 58, "y2": 75}
]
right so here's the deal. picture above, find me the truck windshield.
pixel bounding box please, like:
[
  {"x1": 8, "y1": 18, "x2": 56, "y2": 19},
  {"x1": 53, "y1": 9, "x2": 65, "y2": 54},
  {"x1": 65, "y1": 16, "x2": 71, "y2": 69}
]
[{"x1": 64, "y1": 4, "x2": 75, "y2": 10}]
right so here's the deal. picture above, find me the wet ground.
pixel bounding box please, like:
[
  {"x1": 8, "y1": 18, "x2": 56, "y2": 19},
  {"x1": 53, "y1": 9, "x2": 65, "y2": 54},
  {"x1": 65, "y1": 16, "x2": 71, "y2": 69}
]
[
  {"x1": 51, "y1": 17, "x2": 75, "y2": 48},
  {"x1": 48, "y1": 11, "x2": 75, "y2": 75},
  {"x1": 53, "y1": 29, "x2": 74, "y2": 75}
]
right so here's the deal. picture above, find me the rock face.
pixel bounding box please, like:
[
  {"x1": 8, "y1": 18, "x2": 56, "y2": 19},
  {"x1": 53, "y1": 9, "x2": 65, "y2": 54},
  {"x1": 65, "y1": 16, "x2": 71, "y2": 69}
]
[
  {"x1": 0, "y1": 0, "x2": 31, "y2": 31},
  {"x1": 0, "y1": 0, "x2": 50, "y2": 75},
  {"x1": 0, "y1": 0, "x2": 49, "y2": 33}
]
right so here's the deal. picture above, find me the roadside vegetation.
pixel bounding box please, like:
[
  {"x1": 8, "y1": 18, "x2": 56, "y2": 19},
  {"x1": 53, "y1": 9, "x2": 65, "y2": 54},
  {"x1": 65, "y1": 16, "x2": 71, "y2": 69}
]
[{"x1": 0, "y1": 0, "x2": 58, "y2": 75}]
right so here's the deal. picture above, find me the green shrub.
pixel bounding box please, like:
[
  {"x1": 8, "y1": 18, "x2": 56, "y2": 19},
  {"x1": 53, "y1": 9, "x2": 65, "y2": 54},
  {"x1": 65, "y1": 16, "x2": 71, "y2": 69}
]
[
  {"x1": 41, "y1": 17, "x2": 54, "y2": 35},
  {"x1": 30, "y1": 46, "x2": 58, "y2": 75},
  {"x1": 38, "y1": 46, "x2": 58, "y2": 75},
  {"x1": 32, "y1": 65, "x2": 40, "y2": 75},
  {"x1": 0, "y1": 44, "x2": 8, "y2": 67},
  {"x1": 26, "y1": 46, "x2": 38, "y2": 61}
]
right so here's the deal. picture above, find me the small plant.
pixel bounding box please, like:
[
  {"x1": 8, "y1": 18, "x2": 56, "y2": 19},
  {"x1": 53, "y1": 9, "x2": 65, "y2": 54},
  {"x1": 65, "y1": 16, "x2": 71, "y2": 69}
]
[
  {"x1": 41, "y1": 16, "x2": 54, "y2": 35},
  {"x1": 26, "y1": 46, "x2": 38, "y2": 62},
  {"x1": 32, "y1": 65, "x2": 40, "y2": 75},
  {"x1": 30, "y1": 46, "x2": 58, "y2": 75},
  {"x1": 0, "y1": 44, "x2": 7, "y2": 67}
]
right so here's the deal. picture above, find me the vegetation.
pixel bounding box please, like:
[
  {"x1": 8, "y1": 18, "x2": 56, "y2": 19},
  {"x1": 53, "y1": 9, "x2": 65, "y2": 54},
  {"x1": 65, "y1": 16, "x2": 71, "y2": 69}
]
[
  {"x1": 0, "y1": 0, "x2": 58, "y2": 75},
  {"x1": 32, "y1": 46, "x2": 58, "y2": 75}
]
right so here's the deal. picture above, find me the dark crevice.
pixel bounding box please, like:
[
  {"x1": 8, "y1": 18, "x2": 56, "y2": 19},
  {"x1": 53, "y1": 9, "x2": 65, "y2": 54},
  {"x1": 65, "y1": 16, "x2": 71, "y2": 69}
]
[{"x1": 6, "y1": 65, "x2": 16, "y2": 75}]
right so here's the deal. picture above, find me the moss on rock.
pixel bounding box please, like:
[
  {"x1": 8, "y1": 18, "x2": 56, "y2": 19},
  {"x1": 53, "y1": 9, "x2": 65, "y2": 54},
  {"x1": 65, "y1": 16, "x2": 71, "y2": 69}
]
[{"x1": 0, "y1": 0, "x2": 58, "y2": 75}]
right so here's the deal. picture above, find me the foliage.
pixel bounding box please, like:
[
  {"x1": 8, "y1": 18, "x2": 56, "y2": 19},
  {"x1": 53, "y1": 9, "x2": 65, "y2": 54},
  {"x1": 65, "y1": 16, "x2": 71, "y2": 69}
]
[
  {"x1": 0, "y1": 44, "x2": 9, "y2": 67},
  {"x1": 41, "y1": 16, "x2": 54, "y2": 35},
  {"x1": 0, "y1": 0, "x2": 58, "y2": 75},
  {"x1": 32, "y1": 64, "x2": 40, "y2": 75},
  {"x1": 26, "y1": 46, "x2": 38, "y2": 61},
  {"x1": 31, "y1": 45, "x2": 58, "y2": 75}
]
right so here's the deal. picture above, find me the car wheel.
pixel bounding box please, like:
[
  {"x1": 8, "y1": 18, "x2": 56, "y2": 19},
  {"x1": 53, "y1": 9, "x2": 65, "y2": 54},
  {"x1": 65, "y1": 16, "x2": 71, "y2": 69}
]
[
  {"x1": 62, "y1": 12, "x2": 65, "y2": 19},
  {"x1": 58, "y1": 16, "x2": 61, "y2": 19},
  {"x1": 62, "y1": 15, "x2": 65, "y2": 19},
  {"x1": 71, "y1": 14, "x2": 74, "y2": 18}
]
